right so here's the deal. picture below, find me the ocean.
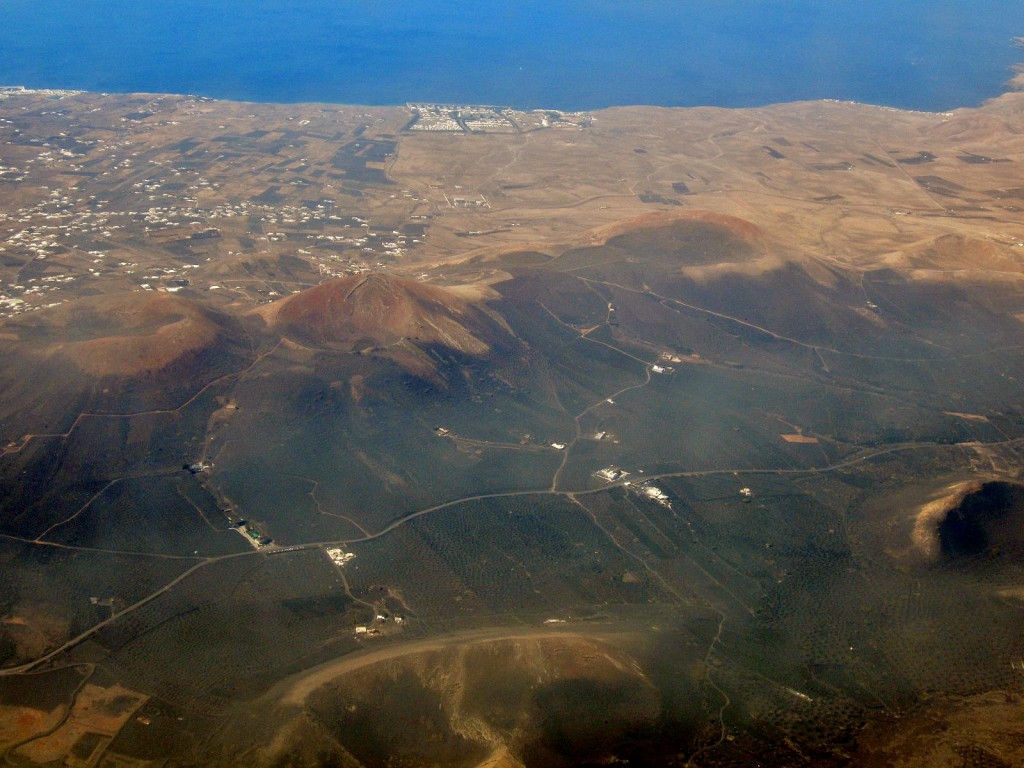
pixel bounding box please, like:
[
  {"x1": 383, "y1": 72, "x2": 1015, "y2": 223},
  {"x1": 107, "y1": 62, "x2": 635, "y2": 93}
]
[{"x1": 2, "y1": 0, "x2": 1023, "y2": 111}]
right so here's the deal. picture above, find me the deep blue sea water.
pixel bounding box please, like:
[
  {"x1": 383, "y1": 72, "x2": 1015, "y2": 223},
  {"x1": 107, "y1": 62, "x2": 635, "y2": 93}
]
[{"x1": 2, "y1": 0, "x2": 1023, "y2": 111}]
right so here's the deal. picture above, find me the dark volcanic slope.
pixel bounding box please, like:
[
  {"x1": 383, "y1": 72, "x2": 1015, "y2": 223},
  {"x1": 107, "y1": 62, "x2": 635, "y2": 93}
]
[
  {"x1": 938, "y1": 481, "x2": 1024, "y2": 560},
  {"x1": 4, "y1": 210, "x2": 1024, "y2": 768}
]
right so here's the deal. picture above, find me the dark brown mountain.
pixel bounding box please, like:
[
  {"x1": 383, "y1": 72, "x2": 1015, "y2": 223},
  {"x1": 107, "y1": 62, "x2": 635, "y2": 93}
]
[{"x1": 254, "y1": 273, "x2": 514, "y2": 378}]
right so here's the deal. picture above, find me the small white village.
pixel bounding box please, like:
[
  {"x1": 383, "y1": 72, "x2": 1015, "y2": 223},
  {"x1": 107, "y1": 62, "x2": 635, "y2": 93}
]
[{"x1": 406, "y1": 103, "x2": 593, "y2": 134}]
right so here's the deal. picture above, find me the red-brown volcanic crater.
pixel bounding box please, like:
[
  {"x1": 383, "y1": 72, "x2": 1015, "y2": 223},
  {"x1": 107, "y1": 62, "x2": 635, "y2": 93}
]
[
  {"x1": 12, "y1": 292, "x2": 232, "y2": 378},
  {"x1": 257, "y1": 273, "x2": 509, "y2": 357}
]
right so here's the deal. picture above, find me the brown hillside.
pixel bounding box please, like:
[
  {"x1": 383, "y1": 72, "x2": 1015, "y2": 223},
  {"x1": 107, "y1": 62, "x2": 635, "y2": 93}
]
[
  {"x1": 30, "y1": 292, "x2": 224, "y2": 377},
  {"x1": 884, "y1": 233, "x2": 1024, "y2": 276},
  {"x1": 584, "y1": 209, "x2": 767, "y2": 248},
  {"x1": 258, "y1": 273, "x2": 504, "y2": 356},
  {"x1": 244, "y1": 633, "x2": 662, "y2": 768}
]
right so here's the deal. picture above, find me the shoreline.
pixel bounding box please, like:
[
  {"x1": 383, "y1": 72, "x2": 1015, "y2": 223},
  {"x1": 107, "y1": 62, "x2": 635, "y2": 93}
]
[{"x1": 1, "y1": 81, "x2": 1016, "y2": 118}]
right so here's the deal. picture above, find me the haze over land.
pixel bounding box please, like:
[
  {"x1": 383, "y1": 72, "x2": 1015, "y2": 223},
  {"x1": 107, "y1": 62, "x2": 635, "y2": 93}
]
[{"x1": 1, "y1": 83, "x2": 1024, "y2": 766}]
